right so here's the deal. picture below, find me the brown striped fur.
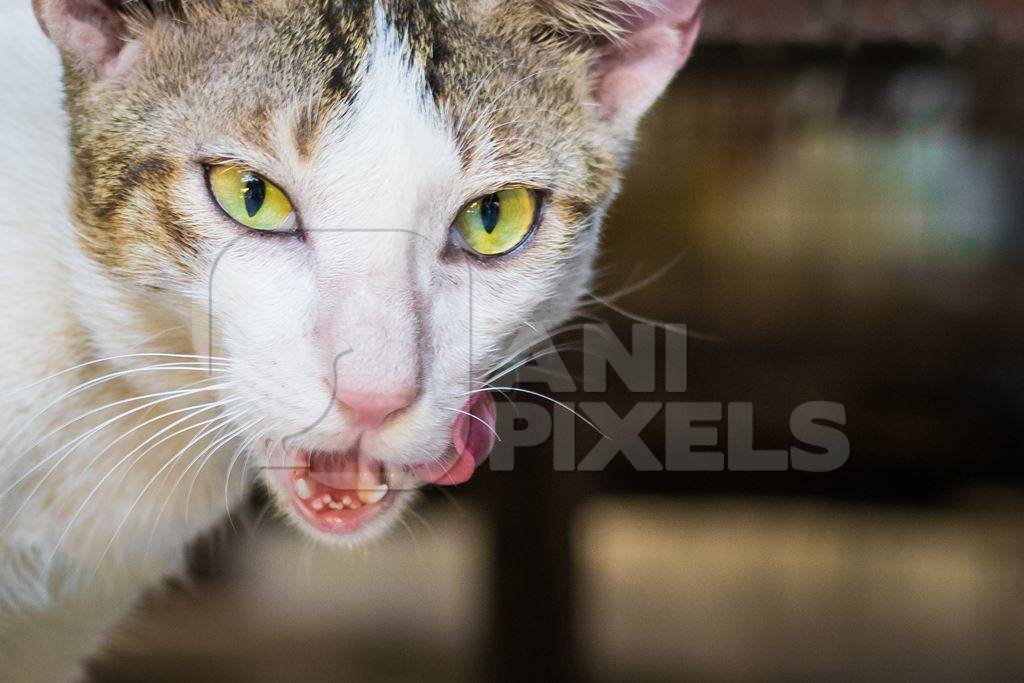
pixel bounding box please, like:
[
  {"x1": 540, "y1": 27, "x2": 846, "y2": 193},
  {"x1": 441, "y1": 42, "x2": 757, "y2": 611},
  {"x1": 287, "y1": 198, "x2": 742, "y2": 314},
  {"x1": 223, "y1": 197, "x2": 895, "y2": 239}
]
[{"x1": 58, "y1": 1, "x2": 652, "y2": 280}]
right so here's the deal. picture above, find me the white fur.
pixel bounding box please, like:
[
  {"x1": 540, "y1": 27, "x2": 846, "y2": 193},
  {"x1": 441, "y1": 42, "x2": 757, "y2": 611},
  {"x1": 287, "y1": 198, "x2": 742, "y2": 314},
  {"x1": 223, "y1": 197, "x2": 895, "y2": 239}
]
[
  {"x1": 0, "y1": 4, "x2": 171, "y2": 678},
  {"x1": 0, "y1": 3, "x2": 598, "y2": 679}
]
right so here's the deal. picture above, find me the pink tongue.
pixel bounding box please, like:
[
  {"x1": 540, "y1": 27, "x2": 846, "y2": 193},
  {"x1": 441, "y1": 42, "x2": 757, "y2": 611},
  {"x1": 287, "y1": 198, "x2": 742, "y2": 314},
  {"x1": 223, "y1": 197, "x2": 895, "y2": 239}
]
[{"x1": 413, "y1": 392, "x2": 496, "y2": 486}]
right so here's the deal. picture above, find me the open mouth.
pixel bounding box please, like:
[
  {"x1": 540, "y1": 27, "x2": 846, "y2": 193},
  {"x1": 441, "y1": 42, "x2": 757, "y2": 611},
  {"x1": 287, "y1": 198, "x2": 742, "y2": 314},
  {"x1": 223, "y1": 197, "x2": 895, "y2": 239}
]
[
  {"x1": 280, "y1": 392, "x2": 496, "y2": 536},
  {"x1": 287, "y1": 449, "x2": 398, "y2": 534}
]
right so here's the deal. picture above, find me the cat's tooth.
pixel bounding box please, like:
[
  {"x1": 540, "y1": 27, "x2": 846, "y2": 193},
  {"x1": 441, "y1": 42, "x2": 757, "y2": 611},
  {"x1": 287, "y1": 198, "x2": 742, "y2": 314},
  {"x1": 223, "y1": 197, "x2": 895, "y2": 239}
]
[
  {"x1": 321, "y1": 494, "x2": 332, "y2": 504},
  {"x1": 384, "y1": 463, "x2": 405, "y2": 487},
  {"x1": 311, "y1": 499, "x2": 324, "y2": 511},
  {"x1": 358, "y1": 483, "x2": 388, "y2": 505},
  {"x1": 294, "y1": 478, "x2": 312, "y2": 500},
  {"x1": 357, "y1": 460, "x2": 384, "y2": 501},
  {"x1": 327, "y1": 501, "x2": 343, "y2": 510},
  {"x1": 341, "y1": 496, "x2": 353, "y2": 507}
]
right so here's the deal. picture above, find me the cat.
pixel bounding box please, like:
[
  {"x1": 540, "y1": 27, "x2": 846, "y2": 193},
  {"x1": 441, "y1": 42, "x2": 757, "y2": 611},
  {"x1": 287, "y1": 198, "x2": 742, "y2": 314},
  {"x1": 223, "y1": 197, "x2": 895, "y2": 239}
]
[{"x1": 0, "y1": 1, "x2": 702, "y2": 679}]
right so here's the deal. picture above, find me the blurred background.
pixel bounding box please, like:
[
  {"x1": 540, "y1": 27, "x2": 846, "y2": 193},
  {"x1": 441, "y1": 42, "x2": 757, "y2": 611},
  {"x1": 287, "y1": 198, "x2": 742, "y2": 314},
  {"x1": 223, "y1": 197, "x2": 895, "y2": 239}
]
[{"x1": 92, "y1": 1, "x2": 1024, "y2": 681}]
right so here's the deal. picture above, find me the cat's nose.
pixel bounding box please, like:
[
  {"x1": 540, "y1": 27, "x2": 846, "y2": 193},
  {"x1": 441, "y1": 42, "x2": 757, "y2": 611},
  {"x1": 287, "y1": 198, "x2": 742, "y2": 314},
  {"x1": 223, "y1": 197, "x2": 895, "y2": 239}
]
[{"x1": 335, "y1": 390, "x2": 414, "y2": 430}]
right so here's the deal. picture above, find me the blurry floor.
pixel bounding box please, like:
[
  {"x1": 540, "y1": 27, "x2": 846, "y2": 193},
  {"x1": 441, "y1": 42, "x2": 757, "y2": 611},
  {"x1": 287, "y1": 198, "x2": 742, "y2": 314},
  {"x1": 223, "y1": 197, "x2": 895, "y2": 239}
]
[
  {"x1": 578, "y1": 495, "x2": 1024, "y2": 682},
  {"x1": 91, "y1": 494, "x2": 1024, "y2": 682},
  {"x1": 94, "y1": 505, "x2": 489, "y2": 682}
]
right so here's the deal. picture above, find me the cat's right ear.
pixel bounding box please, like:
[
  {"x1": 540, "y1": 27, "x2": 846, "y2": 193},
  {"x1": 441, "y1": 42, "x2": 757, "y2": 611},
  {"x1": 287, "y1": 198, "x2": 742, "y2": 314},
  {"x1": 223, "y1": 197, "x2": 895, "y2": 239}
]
[
  {"x1": 32, "y1": 0, "x2": 147, "y2": 80},
  {"x1": 520, "y1": 0, "x2": 704, "y2": 134}
]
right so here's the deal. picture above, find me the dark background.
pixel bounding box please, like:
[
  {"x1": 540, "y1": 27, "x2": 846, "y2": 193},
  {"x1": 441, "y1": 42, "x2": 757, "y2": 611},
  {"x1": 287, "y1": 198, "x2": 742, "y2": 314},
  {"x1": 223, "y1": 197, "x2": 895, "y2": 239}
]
[{"x1": 92, "y1": 2, "x2": 1024, "y2": 681}]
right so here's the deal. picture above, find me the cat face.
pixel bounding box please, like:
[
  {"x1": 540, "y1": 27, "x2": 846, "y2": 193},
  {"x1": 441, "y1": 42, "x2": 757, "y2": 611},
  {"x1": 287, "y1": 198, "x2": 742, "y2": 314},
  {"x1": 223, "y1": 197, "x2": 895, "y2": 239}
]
[{"x1": 36, "y1": 0, "x2": 701, "y2": 542}]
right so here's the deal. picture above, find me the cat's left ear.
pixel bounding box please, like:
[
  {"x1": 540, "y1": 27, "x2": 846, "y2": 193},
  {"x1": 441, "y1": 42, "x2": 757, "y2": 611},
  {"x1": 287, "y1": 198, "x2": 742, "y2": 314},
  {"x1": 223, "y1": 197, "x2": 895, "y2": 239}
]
[
  {"x1": 534, "y1": 0, "x2": 704, "y2": 131},
  {"x1": 32, "y1": 0, "x2": 153, "y2": 80}
]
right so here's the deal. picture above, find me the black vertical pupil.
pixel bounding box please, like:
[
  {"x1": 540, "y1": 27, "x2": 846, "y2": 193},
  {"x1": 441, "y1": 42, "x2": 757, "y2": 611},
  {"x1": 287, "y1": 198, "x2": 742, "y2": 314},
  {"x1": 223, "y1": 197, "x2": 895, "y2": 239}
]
[
  {"x1": 480, "y1": 193, "x2": 501, "y2": 234},
  {"x1": 243, "y1": 174, "x2": 266, "y2": 218}
]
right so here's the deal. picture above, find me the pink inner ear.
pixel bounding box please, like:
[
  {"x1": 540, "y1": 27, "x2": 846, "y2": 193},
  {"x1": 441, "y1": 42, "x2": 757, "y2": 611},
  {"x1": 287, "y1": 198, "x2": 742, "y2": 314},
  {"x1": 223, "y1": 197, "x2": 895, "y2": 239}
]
[
  {"x1": 35, "y1": 0, "x2": 138, "y2": 78},
  {"x1": 593, "y1": 1, "x2": 704, "y2": 122}
]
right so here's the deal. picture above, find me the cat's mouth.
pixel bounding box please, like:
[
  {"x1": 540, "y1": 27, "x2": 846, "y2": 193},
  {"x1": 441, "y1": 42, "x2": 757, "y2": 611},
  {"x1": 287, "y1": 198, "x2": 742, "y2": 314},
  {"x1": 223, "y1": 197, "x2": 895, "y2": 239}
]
[
  {"x1": 279, "y1": 392, "x2": 496, "y2": 536},
  {"x1": 285, "y1": 449, "x2": 399, "y2": 534}
]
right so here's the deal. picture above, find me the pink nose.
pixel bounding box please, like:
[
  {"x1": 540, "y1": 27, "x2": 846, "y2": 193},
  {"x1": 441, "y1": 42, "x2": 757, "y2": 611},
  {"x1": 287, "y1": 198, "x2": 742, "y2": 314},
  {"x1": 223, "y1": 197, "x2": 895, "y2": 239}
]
[{"x1": 335, "y1": 390, "x2": 414, "y2": 430}]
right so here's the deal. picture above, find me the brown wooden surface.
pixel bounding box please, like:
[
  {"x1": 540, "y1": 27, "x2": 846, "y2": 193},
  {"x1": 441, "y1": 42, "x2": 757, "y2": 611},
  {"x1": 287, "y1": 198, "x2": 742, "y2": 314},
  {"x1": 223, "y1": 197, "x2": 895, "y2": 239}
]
[{"x1": 703, "y1": 0, "x2": 1024, "y2": 46}]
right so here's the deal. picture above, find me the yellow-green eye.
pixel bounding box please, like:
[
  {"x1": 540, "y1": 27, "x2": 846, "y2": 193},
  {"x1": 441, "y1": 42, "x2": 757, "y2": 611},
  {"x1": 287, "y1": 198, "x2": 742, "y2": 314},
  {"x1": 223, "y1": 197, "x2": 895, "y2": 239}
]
[
  {"x1": 454, "y1": 188, "x2": 539, "y2": 257},
  {"x1": 208, "y1": 165, "x2": 295, "y2": 232}
]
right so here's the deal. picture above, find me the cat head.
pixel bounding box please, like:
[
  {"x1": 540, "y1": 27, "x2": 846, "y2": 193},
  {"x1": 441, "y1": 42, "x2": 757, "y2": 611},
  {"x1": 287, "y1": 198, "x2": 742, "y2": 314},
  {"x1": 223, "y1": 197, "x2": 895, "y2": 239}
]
[{"x1": 35, "y1": 0, "x2": 701, "y2": 543}]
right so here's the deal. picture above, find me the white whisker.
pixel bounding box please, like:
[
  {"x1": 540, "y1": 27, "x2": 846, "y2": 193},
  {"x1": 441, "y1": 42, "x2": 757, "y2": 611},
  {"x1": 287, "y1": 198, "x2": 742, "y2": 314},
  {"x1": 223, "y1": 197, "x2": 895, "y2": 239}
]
[
  {"x1": 96, "y1": 415, "x2": 259, "y2": 575},
  {"x1": 0, "y1": 352, "x2": 231, "y2": 399},
  {"x1": 462, "y1": 385, "x2": 606, "y2": 438},
  {"x1": 1, "y1": 378, "x2": 224, "y2": 480},
  {"x1": 0, "y1": 384, "x2": 229, "y2": 510},
  {"x1": 183, "y1": 414, "x2": 259, "y2": 524},
  {"x1": 40, "y1": 397, "x2": 241, "y2": 571},
  {"x1": 441, "y1": 407, "x2": 500, "y2": 441},
  {"x1": 484, "y1": 343, "x2": 585, "y2": 386},
  {"x1": 143, "y1": 409, "x2": 251, "y2": 545},
  {"x1": 223, "y1": 429, "x2": 263, "y2": 531},
  {"x1": 0, "y1": 362, "x2": 229, "y2": 453}
]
